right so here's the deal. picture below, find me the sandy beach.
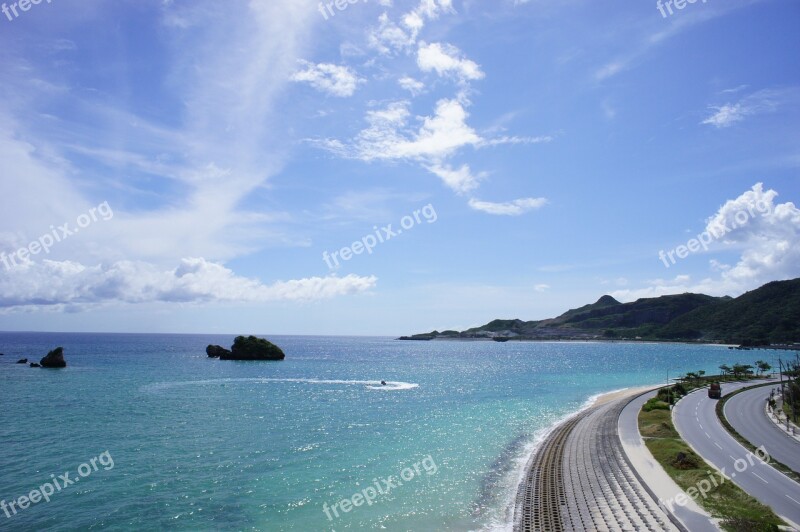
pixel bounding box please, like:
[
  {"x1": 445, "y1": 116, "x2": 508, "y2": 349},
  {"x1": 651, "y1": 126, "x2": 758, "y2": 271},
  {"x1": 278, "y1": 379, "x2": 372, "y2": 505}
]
[{"x1": 592, "y1": 385, "x2": 659, "y2": 407}]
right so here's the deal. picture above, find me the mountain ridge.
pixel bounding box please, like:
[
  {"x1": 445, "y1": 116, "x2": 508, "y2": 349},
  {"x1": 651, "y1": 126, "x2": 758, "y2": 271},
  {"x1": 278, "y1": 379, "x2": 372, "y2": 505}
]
[{"x1": 400, "y1": 278, "x2": 800, "y2": 344}]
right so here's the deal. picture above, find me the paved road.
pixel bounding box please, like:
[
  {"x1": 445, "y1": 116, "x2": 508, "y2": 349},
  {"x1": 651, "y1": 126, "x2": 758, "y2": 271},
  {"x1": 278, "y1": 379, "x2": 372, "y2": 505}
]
[
  {"x1": 515, "y1": 393, "x2": 679, "y2": 531},
  {"x1": 673, "y1": 380, "x2": 800, "y2": 529},
  {"x1": 725, "y1": 384, "x2": 800, "y2": 474},
  {"x1": 619, "y1": 390, "x2": 717, "y2": 532}
]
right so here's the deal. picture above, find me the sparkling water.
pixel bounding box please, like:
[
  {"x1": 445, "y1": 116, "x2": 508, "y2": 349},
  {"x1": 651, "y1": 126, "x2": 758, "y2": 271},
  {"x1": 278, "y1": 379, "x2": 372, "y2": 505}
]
[{"x1": 0, "y1": 333, "x2": 767, "y2": 531}]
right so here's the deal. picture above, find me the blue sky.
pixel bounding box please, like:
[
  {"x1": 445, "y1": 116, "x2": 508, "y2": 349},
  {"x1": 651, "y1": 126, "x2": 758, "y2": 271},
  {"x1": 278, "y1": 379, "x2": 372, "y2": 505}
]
[{"x1": 0, "y1": 0, "x2": 798, "y2": 335}]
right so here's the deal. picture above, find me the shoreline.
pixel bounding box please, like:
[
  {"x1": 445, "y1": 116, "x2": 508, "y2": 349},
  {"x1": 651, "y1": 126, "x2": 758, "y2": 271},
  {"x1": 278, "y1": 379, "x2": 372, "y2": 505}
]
[
  {"x1": 403, "y1": 336, "x2": 741, "y2": 348},
  {"x1": 495, "y1": 384, "x2": 658, "y2": 531}
]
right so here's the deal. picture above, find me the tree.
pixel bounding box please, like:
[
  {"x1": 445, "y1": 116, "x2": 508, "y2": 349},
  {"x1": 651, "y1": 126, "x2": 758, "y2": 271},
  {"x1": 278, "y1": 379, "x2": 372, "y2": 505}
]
[
  {"x1": 719, "y1": 364, "x2": 731, "y2": 376},
  {"x1": 731, "y1": 364, "x2": 754, "y2": 379},
  {"x1": 756, "y1": 360, "x2": 771, "y2": 376}
]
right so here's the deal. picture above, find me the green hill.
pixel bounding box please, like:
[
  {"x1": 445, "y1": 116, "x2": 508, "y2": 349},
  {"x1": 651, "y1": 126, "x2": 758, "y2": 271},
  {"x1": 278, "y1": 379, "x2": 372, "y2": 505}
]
[
  {"x1": 400, "y1": 278, "x2": 800, "y2": 344},
  {"x1": 655, "y1": 279, "x2": 800, "y2": 343}
]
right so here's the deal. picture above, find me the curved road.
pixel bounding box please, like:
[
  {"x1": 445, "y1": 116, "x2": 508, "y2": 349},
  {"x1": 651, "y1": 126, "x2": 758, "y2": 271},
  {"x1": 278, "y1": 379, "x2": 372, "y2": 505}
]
[
  {"x1": 725, "y1": 384, "x2": 800, "y2": 474},
  {"x1": 619, "y1": 390, "x2": 717, "y2": 532},
  {"x1": 673, "y1": 380, "x2": 800, "y2": 529}
]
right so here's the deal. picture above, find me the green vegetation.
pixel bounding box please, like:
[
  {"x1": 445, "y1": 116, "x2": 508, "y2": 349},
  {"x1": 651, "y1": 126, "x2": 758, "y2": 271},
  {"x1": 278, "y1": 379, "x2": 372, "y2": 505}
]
[
  {"x1": 220, "y1": 335, "x2": 285, "y2": 360},
  {"x1": 779, "y1": 356, "x2": 800, "y2": 424},
  {"x1": 407, "y1": 278, "x2": 800, "y2": 343},
  {"x1": 642, "y1": 397, "x2": 670, "y2": 412},
  {"x1": 658, "y1": 278, "x2": 800, "y2": 344},
  {"x1": 639, "y1": 394, "x2": 784, "y2": 531}
]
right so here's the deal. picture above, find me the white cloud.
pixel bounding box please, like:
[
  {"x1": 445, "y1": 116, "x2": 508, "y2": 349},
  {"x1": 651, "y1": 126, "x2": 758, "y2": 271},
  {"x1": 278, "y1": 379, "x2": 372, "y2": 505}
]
[
  {"x1": 398, "y1": 76, "x2": 424, "y2": 95},
  {"x1": 317, "y1": 96, "x2": 550, "y2": 197},
  {"x1": 702, "y1": 88, "x2": 798, "y2": 128},
  {"x1": 367, "y1": 0, "x2": 455, "y2": 54},
  {"x1": 329, "y1": 98, "x2": 480, "y2": 162},
  {"x1": 467, "y1": 197, "x2": 547, "y2": 216},
  {"x1": 534, "y1": 284, "x2": 550, "y2": 292},
  {"x1": 617, "y1": 183, "x2": 800, "y2": 300},
  {"x1": 368, "y1": 13, "x2": 414, "y2": 55},
  {"x1": 0, "y1": 258, "x2": 377, "y2": 310},
  {"x1": 425, "y1": 163, "x2": 484, "y2": 194},
  {"x1": 417, "y1": 42, "x2": 484, "y2": 83},
  {"x1": 702, "y1": 103, "x2": 748, "y2": 128},
  {"x1": 291, "y1": 61, "x2": 364, "y2": 97}
]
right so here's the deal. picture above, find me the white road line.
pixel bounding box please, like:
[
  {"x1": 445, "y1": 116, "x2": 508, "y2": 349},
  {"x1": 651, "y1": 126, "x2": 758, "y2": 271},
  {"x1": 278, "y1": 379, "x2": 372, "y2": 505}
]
[
  {"x1": 714, "y1": 442, "x2": 722, "y2": 449},
  {"x1": 787, "y1": 494, "x2": 800, "y2": 505},
  {"x1": 699, "y1": 424, "x2": 703, "y2": 430},
  {"x1": 705, "y1": 432, "x2": 711, "y2": 438},
  {"x1": 752, "y1": 472, "x2": 768, "y2": 484},
  {"x1": 729, "y1": 455, "x2": 737, "y2": 461}
]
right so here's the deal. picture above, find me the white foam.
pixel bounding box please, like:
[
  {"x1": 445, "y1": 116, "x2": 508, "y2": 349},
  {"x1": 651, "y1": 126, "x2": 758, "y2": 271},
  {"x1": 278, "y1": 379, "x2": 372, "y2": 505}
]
[
  {"x1": 142, "y1": 377, "x2": 418, "y2": 393},
  {"x1": 481, "y1": 386, "x2": 641, "y2": 532}
]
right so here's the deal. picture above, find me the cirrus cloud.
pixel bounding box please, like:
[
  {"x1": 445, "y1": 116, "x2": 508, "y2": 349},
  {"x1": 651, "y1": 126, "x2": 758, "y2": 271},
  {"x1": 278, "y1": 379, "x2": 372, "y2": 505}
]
[{"x1": 467, "y1": 197, "x2": 548, "y2": 216}]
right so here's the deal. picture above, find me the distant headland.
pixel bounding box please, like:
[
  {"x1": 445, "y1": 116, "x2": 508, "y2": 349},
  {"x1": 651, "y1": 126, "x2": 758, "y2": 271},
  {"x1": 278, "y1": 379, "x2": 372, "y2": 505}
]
[{"x1": 400, "y1": 278, "x2": 800, "y2": 346}]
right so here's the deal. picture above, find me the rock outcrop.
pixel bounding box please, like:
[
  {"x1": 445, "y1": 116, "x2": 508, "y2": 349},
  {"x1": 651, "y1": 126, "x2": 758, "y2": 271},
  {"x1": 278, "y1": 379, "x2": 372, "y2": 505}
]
[
  {"x1": 40, "y1": 347, "x2": 67, "y2": 368},
  {"x1": 220, "y1": 335, "x2": 285, "y2": 361},
  {"x1": 206, "y1": 345, "x2": 231, "y2": 358},
  {"x1": 16, "y1": 358, "x2": 28, "y2": 364}
]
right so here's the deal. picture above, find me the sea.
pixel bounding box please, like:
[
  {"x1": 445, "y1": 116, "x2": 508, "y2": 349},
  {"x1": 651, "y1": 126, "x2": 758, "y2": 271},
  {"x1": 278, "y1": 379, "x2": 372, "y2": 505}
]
[{"x1": 0, "y1": 333, "x2": 771, "y2": 531}]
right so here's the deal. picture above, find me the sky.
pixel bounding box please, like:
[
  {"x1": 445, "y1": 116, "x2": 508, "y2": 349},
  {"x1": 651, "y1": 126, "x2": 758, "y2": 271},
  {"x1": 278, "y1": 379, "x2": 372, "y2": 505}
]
[{"x1": 0, "y1": 0, "x2": 798, "y2": 335}]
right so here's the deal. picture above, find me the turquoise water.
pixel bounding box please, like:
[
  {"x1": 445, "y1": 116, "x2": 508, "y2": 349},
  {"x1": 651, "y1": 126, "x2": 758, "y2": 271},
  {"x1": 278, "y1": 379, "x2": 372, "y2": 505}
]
[{"x1": 0, "y1": 334, "x2": 770, "y2": 531}]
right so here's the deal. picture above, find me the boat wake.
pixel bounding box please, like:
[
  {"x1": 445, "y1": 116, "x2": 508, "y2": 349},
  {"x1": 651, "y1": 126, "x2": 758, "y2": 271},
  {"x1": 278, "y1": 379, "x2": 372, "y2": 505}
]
[{"x1": 141, "y1": 378, "x2": 419, "y2": 393}]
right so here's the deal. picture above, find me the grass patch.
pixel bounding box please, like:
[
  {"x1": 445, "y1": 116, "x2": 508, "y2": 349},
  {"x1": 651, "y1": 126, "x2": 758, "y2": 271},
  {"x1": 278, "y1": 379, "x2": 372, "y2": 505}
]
[{"x1": 639, "y1": 396, "x2": 784, "y2": 531}]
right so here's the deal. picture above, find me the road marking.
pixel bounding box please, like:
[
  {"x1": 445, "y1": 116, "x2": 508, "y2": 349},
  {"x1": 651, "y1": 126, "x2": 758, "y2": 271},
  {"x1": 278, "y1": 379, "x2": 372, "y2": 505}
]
[
  {"x1": 752, "y1": 472, "x2": 768, "y2": 484},
  {"x1": 787, "y1": 494, "x2": 800, "y2": 505},
  {"x1": 698, "y1": 423, "x2": 703, "y2": 430},
  {"x1": 714, "y1": 442, "x2": 722, "y2": 449},
  {"x1": 705, "y1": 432, "x2": 711, "y2": 438}
]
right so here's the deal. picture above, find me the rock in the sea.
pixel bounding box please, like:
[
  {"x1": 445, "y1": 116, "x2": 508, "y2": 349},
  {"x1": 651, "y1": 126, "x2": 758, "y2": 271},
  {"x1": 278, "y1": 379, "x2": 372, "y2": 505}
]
[
  {"x1": 220, "y1": 335, "x2": 285, "y2": 361},
  {"x1": 0, "y1": 352, "x2": 5, "y2": 356},
  {"x1": 206, "y1": 345, "x2": 231, "y2": 358},
  {"x1": 16, "y1": 358, "x2": 28, "y2": 364},
  {"x1": 29, "y1": 363, "x2": 41, "y2": 368},
  {"x1": 40, "y1": 347, "x2": 67, "y2": 368}
]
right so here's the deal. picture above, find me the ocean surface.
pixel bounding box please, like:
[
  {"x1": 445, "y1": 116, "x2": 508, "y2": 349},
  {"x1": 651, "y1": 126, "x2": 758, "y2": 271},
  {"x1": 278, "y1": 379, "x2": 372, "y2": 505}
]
[{"x1": 0, "y1": 333, "x2": 771, "y2": 531}]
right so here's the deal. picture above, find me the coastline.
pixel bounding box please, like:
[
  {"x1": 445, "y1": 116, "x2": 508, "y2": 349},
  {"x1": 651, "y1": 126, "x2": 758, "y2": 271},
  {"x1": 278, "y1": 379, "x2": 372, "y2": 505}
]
[
  {"x1": 591, "y1": 385, "x2": 658, "y2": 407},
  {"x1": 494, "y1": 384, "x2": 658, "y2": 531}
]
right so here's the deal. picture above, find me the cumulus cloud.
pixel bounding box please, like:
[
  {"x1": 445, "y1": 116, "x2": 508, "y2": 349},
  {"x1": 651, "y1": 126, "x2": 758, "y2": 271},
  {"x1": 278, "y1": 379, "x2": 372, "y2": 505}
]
[
  {"x1": 323, "y1": 98, "x2": 477, "y2": 162},
  {"x1": 467, "y1": 197, "x2": 547, "y2": 216},
  {"x1": 417, "y1": 42, "x2": 484, "y2": 83},
  {"x1": 398, "y1": 76, "x2": 424, "y2": 95},
  {"x1": 615, "y1": 183, "x2": 800, "y2": 300},
  {"x1": 318, "y1": 97, "x2": 546, "y2": 194},
  {"x1": 291, "y1": 61, "x2": 364, "y2": 97},
  {"x1": 314, "y1": 0, "x2": 549, "y2": 211},
  {"x1": 368, "y1": 0, "x2": 455, "y2": 54},
  {"x1": 0, "y1": 258, "x2": 377, "y2": 310},
  {"x1": 316, "y1": 96, "x2": 549, "y2": 201},
  {"x1": 425, "y1": 163, "x2": 485, "y2": 194}
]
